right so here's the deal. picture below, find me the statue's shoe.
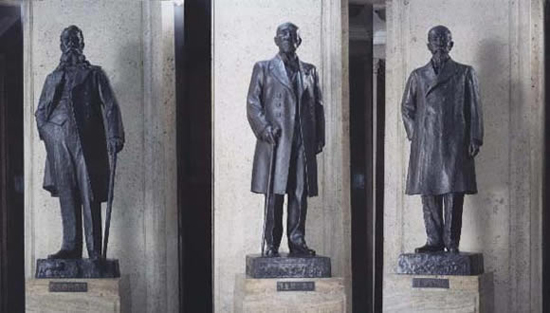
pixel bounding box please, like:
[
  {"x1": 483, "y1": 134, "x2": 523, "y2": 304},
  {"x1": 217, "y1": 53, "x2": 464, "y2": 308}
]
[
  {"x1": 47, "y1": 249, "x2": 82, "y2": 259},
  {"x1": 446, "y1": 247, "x2": 460, "y2": 254},
  {"x1": 289, "y1": 243, "x2": 316, "y2": 257},
  {"x1": 414, "y1": 243, "x2": 445, "y2": 253},
  {"x1": 263, "y1": 246, "x2": 280, "y2": 257},
  {"x1": 88, "y1": 251, "x2": 102, "y2": 260}
]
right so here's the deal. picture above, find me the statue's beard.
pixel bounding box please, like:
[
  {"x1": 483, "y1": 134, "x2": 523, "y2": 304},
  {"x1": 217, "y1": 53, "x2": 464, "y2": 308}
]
[
  {"x1": 431, "y1": 50, "x2": 449, "y2": 72},
  {"x1": 58, "y1": 48, "x2": 88, "y2": 69}
]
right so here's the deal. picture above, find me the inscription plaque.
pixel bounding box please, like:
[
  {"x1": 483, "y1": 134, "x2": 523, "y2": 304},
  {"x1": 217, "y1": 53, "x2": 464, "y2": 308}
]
[
  {"x1": 49, "y1": 281, "x2": 88, "y2": 292},
  {"x1": 412, "y1": 278, "x2": 449, "y2": 289},
  {"x1": 277, "y1": 281, "x2": 315, "y2": 292}
]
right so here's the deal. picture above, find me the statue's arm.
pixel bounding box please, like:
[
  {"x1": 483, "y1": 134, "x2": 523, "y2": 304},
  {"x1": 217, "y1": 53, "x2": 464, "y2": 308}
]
[
  {"x1": 35, "y1": 76, "x2": 51, "y2": 140},
  {"x1": 467, "y1": 67, "x2": 483, "y2": 145},
  {"x1": 97, "y1": 69, "x2": 125, "y2": 153},
  {"x1": 401, "y1": 72, "x2": 417, "y2": 141},
  {"x1": 466, "y1": 67, "x2": 483, "y2": 157},
  {"x1": 246, "y1": 62, "x2": 270, "y2": 140},
  {"x1": 313, "y1": 66, "x2": 325, "y2": 154}
]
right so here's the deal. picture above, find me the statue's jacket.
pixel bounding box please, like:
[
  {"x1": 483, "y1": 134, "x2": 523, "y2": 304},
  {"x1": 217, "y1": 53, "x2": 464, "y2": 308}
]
[
  {"x1": 402, "y1": 58, "x2": 483, "y2": 196},
  {"x1": 35, "y1": 65, "x2": 124, "y2": 202},
  {"x1": 247, "y1": 55, "x2": 325, "y2": 196}
]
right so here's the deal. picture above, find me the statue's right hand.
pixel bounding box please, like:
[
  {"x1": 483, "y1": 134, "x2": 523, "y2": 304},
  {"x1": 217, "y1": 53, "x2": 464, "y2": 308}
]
[{"x1": 261, "y1": 126, "x2": 280, "y2": 145}]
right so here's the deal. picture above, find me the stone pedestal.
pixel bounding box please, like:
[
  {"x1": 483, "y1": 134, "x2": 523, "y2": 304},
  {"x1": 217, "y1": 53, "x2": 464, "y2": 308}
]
[
  {"x1": 234, "y1": 274, "x2": 346, "y2": 313},
  {"x1": 397, "y1": 252, "x2": 484, "y2": 276},
  {"x1": 35, "y1": 258, "x2": 120, "y2": 278},
  {"x1": 246, "y1": 254, "x2": 331, "y2": 278},
  {"x1": 383, "y1": 273, "x2": 494, "y2": 313},
  {"x1": 26, "y1": 278, "x2": 121, "y2": 313}
]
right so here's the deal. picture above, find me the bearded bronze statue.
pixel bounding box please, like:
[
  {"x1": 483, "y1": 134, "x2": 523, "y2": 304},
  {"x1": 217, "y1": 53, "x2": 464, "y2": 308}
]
[{"x1": 35, "y1": 25, "x2": 124, "y2": 261}]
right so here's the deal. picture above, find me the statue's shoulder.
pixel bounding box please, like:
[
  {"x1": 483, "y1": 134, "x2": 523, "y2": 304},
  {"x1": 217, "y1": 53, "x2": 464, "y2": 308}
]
[
  {"x1": 300, "y1": 60, "x2": 315, "y2": 70},
  {"x1": 301, "y1": 61, "x2": 318, "y2": 76},
  {"x1": 253, "y1": 60, "x2": 270, "y2": 68},
  {"x1": 45, "y1": 68, "x2": 61, "y2": 79},
  {"x1": 89, "y1": 65, "x2": 113, "y2": 82},
  {"x1": 451, "y1": 60, "x2": 473, "y2": 75},
  {"x1": 406, "y1": 67, "x2": 422, "y2": 82},
  {"x1": 89, "y1": 65, "x2": 105, "y2": 75},
  {"x1": 414, "y1": 62, "x2": 430, "y2": 73},
  {"x1": 43, "y1": 69, "x2": 63, "y2": 87}
]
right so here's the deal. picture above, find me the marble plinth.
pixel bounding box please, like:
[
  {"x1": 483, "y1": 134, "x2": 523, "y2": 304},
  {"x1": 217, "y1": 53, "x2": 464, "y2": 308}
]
[
  {"x1": 234, "y1": 275, "x2": 346, "y2": 313},
  {"x1": 384, "y1": 273, "x2": 494, "y2": 313},
  {"x1": 26, "y1": 278, "x2": 121, "y2": 313},
  {"x1": 397, "y1": 252, "x2": 484, "y2": 275},
  {"x1": 246, "y1": 254, "x2": 331, "y2": 278}
]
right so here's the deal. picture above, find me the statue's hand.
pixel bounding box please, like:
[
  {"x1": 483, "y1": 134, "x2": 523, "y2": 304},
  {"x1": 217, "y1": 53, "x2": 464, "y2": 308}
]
[
  {"x1": 469, "y1": 142, "x2": 480, "y2": 158},
  {"x1": 108, "y1": 138, "x2": 124, "y2": 155},
  {"x1": 261, "y1": 126, "x2": 280, "y2": 145},
  {"x1": 316, "y1": 141, "x2": 324, "y2": 154}
]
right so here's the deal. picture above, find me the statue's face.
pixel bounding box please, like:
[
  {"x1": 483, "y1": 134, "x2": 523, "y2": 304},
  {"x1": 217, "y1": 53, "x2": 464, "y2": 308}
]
[
  {"x1": 60, "y1": 28, "x2": 84, "y2": 54},
  {"x1": 427, "y1": 29, "x2": 453, "y2": 56},
  {"x1": 274, "y1": 25, "x2": 300, "y2": 54}
]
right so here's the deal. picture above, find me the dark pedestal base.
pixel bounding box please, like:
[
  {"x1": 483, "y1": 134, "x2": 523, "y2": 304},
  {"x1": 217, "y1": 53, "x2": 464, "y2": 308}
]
[
  {"x1": 397, "y1": 252, "x2": 484, "y2": 275},
  {"x1": 35, "y1": 258, "x2": 120, "y2": 278},
  {"x1": 246, "y1": 254, "x2": 331, "y2": 278}
]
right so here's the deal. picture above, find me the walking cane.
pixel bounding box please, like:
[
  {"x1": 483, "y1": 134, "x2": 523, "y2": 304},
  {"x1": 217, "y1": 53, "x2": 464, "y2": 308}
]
[
  {"x1": 261, "y1": 139, "x2": 277, "y2": 257},
  {"x1": 102, "y1": 149, "x2": 117, "y2": 259}
]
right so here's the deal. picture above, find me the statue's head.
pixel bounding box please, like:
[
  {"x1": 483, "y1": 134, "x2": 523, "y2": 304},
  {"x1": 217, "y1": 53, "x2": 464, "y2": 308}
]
[
  {"x1": 60, "y1": 25, "x2": 85, "y2": 55},
  {"x1": 274, "y1": 22, "x2": 301, "y2": 54},
  {"x1": 58, "y1": 25, "x2": 88, "y2": 69},
  {"x1": 427, "y1": 25, "x2": 453, "y2": 57}
]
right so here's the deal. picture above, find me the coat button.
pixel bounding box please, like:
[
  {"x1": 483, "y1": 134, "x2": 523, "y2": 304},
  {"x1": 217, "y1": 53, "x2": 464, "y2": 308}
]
[
  {"x1": 277, "y1": 112, "x2": 282, "y2": 117},
  {"x1": 277, "y1": 102, "x2": 281, "y2": 107},
  {"x1": 278, "y1": 93, "x2": 282, "y2": 98}
]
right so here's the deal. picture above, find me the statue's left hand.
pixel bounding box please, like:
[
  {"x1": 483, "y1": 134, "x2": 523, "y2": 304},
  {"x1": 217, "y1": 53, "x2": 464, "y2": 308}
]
[
  {"x1": 468, "y1": 142, "x2": 480, "y2": 158},
  {"x1": 108, "y1": 138, "x2": 124, "y2": 155}
]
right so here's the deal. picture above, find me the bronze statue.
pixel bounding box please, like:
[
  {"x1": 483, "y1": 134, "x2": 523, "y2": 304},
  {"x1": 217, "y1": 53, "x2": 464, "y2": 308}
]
[
  {"x1": 247, "y1": 22, "x2": 325, "y2": 257},
  {"x1": 35, "y1": 25, "x2": 124, "y2": 260},
  {"x1": 401, "y1": 25, "x2": 483, "y2": 254}
]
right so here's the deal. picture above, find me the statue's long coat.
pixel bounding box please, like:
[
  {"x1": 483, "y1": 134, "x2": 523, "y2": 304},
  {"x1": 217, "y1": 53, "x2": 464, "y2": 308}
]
[
  {"x1": 247, "y1": 55, "x2": 325, "y2": 196},
  {"x1": 401, "y1": 59, "x2": 483, "y2": 196},
  {"x1": 35, "y1": 65, "x2": 124, "y2": 202}
]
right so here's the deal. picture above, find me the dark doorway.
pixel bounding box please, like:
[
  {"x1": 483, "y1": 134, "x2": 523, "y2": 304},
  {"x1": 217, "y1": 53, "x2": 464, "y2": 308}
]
[
  {"x1": 349, "y1": 3, "x2": 385, "y2": 312},
  {"x1": 175, "y1": 0, "x2": 213, "y2": 312},
  {"x1": 0, "y1": 3, "x2": 24, "y2": 313}
]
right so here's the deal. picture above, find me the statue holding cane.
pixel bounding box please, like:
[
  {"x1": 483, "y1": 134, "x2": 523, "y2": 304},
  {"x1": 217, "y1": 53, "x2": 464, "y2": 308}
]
[
  {"x1": 247, "y1": 22, "x2": 325, "y2": 257},
  {"x1": 35, "y1": 25, "x2": 124, "y2": 263}
]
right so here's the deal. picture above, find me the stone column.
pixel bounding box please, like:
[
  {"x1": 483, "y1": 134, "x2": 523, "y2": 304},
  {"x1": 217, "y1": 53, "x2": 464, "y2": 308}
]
[
  {"x1": 213, "y1": 0, "x2": 351, "y2": 311},
  {"x1": 384, "y1": 1, "x2": 544, "y2": 312},
  {"x1": 23, "y1": 1, "x2": 178, "y2": 312}
]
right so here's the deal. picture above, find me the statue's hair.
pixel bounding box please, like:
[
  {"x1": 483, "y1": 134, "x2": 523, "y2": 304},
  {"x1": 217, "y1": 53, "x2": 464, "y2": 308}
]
[
  {"x1": 428, "y1": 25, "x2": 452, "y2": 40},
  {"x1": 275, "y1": 22, "x2": 302, "y2": 46},
  {"x1": 276, "y1": 22, "x2": 299, "y2": 34}
]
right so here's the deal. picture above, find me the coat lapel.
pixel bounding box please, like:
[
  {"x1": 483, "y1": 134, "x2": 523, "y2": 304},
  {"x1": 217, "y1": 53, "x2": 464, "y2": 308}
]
[
  {"x1": 270, "y1": 55, "x2": 293, "y2": 91},
  {"x1": 426, "y1": 59, "x2": 458, "y2": 96}
]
